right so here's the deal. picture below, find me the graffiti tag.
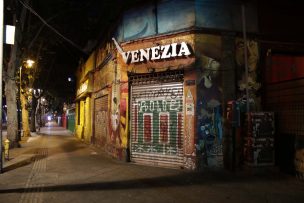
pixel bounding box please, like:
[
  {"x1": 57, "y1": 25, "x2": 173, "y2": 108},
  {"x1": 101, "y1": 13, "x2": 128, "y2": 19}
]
[
  {"x1": 136, "y1": 87, "x2": 183, "y2": 99},
  {"x1": 135, "y1": 99, "x2": 182, "y2": 113}
]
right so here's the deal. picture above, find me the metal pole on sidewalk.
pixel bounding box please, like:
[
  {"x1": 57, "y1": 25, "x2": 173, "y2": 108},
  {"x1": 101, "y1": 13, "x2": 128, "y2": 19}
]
[
  {"x1": 242, "y1": 3, "x2": 250, "y2": 114},
  {"x1": 0, "y1": 0, "x2": 4, "y2": 173}
]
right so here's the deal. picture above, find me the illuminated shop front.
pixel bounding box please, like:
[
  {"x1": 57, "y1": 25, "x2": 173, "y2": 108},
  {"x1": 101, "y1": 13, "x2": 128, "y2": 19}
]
[
  {"x1": 83, "y1": 0, "x2": 261, "y2": 170},
  {"x1": 75, "y1": 53, "x2": 95, "y2": 144},
  {"x1": 118, "y1": 35, "x2": 196, "y2": 168}
]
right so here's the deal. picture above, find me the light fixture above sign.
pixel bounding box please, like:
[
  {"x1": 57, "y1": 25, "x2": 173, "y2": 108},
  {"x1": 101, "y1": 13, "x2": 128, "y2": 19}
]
[{"x1": 77, "y1": 80, "x2": 88, "y2": 95}]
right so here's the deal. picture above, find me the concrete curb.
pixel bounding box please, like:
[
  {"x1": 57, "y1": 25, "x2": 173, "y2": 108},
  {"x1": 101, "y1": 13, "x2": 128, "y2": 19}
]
[
  {"x1": 1, "y1": 133, "x2": 41, "y2": 173},
  {"x1": 3, "y1": 154, "x2": 36, "y2": 172}
]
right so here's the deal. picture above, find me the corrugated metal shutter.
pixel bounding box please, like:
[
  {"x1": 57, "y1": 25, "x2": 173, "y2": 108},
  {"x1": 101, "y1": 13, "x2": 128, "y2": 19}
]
[
  {"x1": 130, "y1": 71, "x2": 184, "y2": 168},
  {"x1": 265, "y1": 63, "x2": 304, "y2": 174},
  {"x1": 94, "y1": 95, "x2": 108, "y2": 147},
  {"x1": 265, "y1": 79, "x2": 304, "y2": 136}
]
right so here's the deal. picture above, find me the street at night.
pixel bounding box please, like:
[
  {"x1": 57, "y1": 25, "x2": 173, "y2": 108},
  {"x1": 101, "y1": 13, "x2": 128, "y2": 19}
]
[
  {"x1": 0, "y1": 123, "x2": 303, "y2": 203},
  {"x1": 1, "y1": 0, "x2": 304, "y2": 202}
]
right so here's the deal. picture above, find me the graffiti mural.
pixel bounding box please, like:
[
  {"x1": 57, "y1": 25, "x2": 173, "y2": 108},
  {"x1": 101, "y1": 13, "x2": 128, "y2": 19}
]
[
  {"x1": 197, "y1": 55, "x2": 223, "y2": 168},
  {"x1": 184, "y1": 156, "x2": 196, "y2": 170},
  {"x1": 185, "y1": 89, "x2": 195, "y2": 155},
  {"x1": 235, "y1": 38, "x2": 260, "y2": 110},
  {"x1": 94, "y1": 111, "x2": 108, "y2": 146},
  {"x1": 244, "y1": 112, "x2": 275, "y2": 166},
  {"x1": 110, "y1": 83, "x2": 120, "y2": 142},
  {"x1": 120, "y1": 82, "x2": 128, "y2": 148},
  {"x1": 132, "y1": 98, "x2": 183, "y2": 154}
]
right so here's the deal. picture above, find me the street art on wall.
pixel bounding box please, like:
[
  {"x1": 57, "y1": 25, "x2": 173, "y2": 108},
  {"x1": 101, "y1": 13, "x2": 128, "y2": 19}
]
[
  {"x1": 95, "y1": 43, "x2": 125, "y2": 160},
  {"x1": 120, "y1": 83, "x2": 129, "y2": 148},
  {"x1": 131, "y1": 82, "x2": 183, "y2": 158},
  {"x1": 185, "y1": 89, "x2": 195, "y2": 156},
  {"x1": 132, "y1": 98, "x2": 183, "y2": 154},
  {"x1": 108, "y1": 62, "x2": 123, "y2": 159},
  {"x1": 197, "y1": 64, "x2": 223, "y2": 167},
  {"x1": 184, "y1": 157, "x2": 196, "y2": 170},
  {"x1": 235, "y1": 38, "x2": 260, "y2": 109},
  {"x1": 196, "y1": 35, "x2": 223, "y2": 168},
  {"x1": 183, "y1": 70, "x2": 197, "y2": 169},
  {"x1": 244, "y1": 112, "x2": 275, "y2": 166}
]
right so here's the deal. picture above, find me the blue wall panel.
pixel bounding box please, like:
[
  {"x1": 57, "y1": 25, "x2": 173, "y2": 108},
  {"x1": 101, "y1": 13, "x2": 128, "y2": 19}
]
[
  {"x1": 195, "y1": 0, "x2": 258, "y2": 32},
  {"x1": 158, "y1": 0, "x2": 195, "y2": 34},
  {"x1": 121, "y1": 0, "x2": 258, "y2": 42},
  {"x1": 123, "y1": 3, "x2": 156, "y2": 41}
]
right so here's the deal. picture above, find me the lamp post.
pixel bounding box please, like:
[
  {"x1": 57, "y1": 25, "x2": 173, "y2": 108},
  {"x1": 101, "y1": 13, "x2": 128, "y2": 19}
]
[
  {"x1": 17, "y1": 66, "x2": 22, "y2": 141},
  {"x1": 31, "y1": 88, "x2": 42, "y2": 132},
  {"x1": 19, "y1": 59, "x2": 35, "y2": 97},
  {"x1": 19, "y1": 59, "x2": 35, "y2": 138}
]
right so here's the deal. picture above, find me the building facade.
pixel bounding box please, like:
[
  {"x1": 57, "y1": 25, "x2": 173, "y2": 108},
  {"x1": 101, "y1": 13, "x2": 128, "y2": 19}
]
[
  {"x1": 75, "y1": 0, "x2": 262, "y2": 170},
  {"x1": 75, "y1": 52, "x2": 95, "y2": 143}
]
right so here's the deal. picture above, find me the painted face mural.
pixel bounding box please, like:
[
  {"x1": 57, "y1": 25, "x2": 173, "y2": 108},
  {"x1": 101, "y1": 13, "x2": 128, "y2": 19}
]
[
  {"x1": 200, "y1": 57, "x2": 220, "y2": 89},
  {"x1": 235, "y1": 39, "x2": 261, "y2": 102},
  {"x1": 111, "y1": 96, "x2": 119, "y2": 131},
  {"x1": 110, "y1": 64, "x2": 122, "y2": 147},
  {"x1": 119, "y1": 83, "x2": 128, "y2": 148},
  {"x1": 197, "y1": 55, "x2": 223, "y2": 167}
]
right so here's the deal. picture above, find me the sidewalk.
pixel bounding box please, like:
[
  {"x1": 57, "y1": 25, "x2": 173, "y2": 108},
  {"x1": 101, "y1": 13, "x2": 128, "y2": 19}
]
[
  {"x1": 0, "y1": 124, "x2": 303, "y2": 203},
  {"x1": 2, "y1": 134, "x2": 44, "y2": 172},
  {"x1": 2, "y1": 122, "x2": 73, "y2": 172}
]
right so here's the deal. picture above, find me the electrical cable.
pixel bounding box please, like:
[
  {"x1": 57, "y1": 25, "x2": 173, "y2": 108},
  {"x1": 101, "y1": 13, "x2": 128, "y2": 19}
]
[{"x1": 19, "y1": 0, "x2": 87, "y2": 55}]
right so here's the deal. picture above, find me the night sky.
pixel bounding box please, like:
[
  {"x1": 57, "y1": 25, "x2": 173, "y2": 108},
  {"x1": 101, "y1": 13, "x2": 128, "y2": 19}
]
[{"x1": 258, "y1": 1, "x2": 304, "y2": 43}]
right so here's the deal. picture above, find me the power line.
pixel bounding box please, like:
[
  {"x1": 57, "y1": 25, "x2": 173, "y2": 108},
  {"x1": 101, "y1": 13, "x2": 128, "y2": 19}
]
[{"x1": 19, "y1": 0, "x2": 87, "y2": 55}]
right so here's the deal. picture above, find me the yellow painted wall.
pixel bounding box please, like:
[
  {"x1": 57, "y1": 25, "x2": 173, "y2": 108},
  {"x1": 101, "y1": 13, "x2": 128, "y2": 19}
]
[
  {"x1": 84, "y1": 51, "x2": 96, "y2": 76},
  {"x1": 83, "y1": 96, "x2": 92, "y2": 143},
  {"x1": 75, "y1": 101, "x2": 83, "y2": 140},
  {"x1": 75, "y1": 98, "x2": 92, "y2": 143},
  {"x1": 75, "y1": 51, "x2": 95, "y2": 143}
]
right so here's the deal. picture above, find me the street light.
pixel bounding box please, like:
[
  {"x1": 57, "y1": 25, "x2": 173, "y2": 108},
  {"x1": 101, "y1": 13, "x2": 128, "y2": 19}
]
[
  {"x1": 18, "y1": 59, "x2": 35, "y2": 138},
  {"x1": 26, "y1": 59, "x2": 34, "y2": 68},
  {"x1": 19, "y1": 59, "x2": 35, "y2": 92}
]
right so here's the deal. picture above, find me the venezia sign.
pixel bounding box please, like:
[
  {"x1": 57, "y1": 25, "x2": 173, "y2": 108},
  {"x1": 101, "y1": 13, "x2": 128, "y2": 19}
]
[{"x1": 112, "y1": 38, "x2": 192, "y2": 64}]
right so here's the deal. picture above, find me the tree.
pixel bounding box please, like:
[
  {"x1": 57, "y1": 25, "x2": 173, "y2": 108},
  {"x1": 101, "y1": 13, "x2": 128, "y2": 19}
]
[
  {"x1": 5, "y1": 0, "x2": 49, "y2": 139},
  {"x1": 19, "y1": 59, "x2": 36, "y2": 137},
  {"x1": 4, "y1": 0, "x2": 30, "y2": 147}
]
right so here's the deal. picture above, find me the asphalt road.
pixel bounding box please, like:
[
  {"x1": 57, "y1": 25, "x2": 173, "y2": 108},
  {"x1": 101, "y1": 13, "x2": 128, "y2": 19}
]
[{"x1": 0, "y1": 125, "x2": 303, "y2": 203}]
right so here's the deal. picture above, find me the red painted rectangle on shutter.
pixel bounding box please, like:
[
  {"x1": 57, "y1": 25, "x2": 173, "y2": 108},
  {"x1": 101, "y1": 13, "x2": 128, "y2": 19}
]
[
  {"x1": 160, "y1": 113, "x2": 169, "y2": 143},
  {"x1": 144, "y1": 114, "x2": 152, "y2": 143}
]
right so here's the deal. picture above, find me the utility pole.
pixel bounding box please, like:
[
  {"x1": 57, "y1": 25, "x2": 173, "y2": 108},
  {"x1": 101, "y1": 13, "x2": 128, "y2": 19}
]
[
  {"x1": 0, "y1": 0, "x2": 4, "y2": 173},
  {"x1": 242, "y1": 2, "x2": 250, "y2": 114}
]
